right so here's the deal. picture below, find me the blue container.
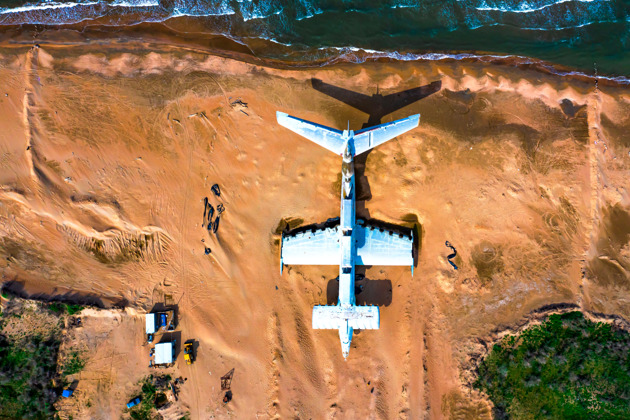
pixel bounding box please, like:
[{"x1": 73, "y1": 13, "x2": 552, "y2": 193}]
[{"x1": 126, "y1": 397, "x2": 141, "y2": 408}]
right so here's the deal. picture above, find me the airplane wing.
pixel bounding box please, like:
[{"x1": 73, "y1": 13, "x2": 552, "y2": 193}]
[
  {"x1": 355, "y1": 224, "x2": 413, "y2": 267},
  {"x1": 281, "y1": 226, "x2": 340, "y2": 266},
  {"x1": 352, "y1": 114, "x2": 419, "y2": 156},
  {"x1": 277, "y1": 111, "x2": 346, "y2": 155}
]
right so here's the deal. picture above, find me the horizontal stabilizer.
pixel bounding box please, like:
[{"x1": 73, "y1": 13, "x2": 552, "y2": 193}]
[
  {"x1": 312, "y1": 305, "x2": 380, "y2": 330},
  {"x1": 353, "y1": 114, "x2": 419, "y2": 156},
  {"x1": 277, "y1": 111, "x2": 346, "y2": 155}
]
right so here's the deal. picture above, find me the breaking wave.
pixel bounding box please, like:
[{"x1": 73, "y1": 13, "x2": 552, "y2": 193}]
[
  {"x1": 472, "y1": 0, "x2": 607, "y2": 14},
  {"x1": 312, "y1": 46, "x2": 630, "y2": 84},
  {"x1": 0, "y1": 0, "x2": 627, "y2": 76}
]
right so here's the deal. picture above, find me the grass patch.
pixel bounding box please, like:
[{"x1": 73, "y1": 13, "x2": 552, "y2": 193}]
[
  {"x1": 61, "y1": 351, "x2": 85, "y2": 378},
  {"x1": 48, "y1": 302, "x2": 84, "y2": 315},
  {"x1": 48, "y1": 303, "x2": 63, "y2": 313},
  {"x1": 475, "y1": 311, "x2": 630, "y2": 419},
  {"x1": 64, "y1": 304, "x2": 83, "y2": 315},
  {"x1": 0, "y1": 333, "x2": 61, "y2": 419},
  {"x1": 0, "y1": 300, "x2": 85, "y2": 418},
  {"x1": 128, "y1": 374, "x2": 172, "y2": 420}
]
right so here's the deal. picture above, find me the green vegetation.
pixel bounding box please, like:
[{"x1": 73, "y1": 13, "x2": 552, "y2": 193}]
[
  {"x1": 61, "y1": 351, "x2": 85, "y2": 378},
  {"x1": 0, "y1": 333, "x2": 60, "y2": 419},
  {"x1": 0, "y1": 300, "x2": 87, "y2": 418},
  {"x1": 64, "y1": 304, "x2": 83, "y2": 315},
  {"x1": 128, "y1": 375, "x2": 172, "y2": 420},
  {"x1": 475, "y1": 312, "x2": 630, "y2": 419},
  {"x1": 48, "y1": 302, "x2": 64, "y2": 313},
  {"x1": 48, "y1": 302, "x2": 84, "y2": 315}
]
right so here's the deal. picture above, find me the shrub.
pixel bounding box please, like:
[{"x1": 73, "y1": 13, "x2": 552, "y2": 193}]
[
  {"x1": 64, "y1": 304, "x2": 83, "y2": 315},
  {"x1": 475, "y1": 312, "x2": 630, "y2": 418},
  {"x1": 61, "y1": 351, "x2": 85, "y2": 378},
  {"x1": 128, "y1": 375, "x2": 171, "y2": 420},
  {"x1": 0, "y1": 334, "x2": 60, "y2": 419},
  {"x1": 48, "y1": 303, "x2": 63, "y2": 313}
]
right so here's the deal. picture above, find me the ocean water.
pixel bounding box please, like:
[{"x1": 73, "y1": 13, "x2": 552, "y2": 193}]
[{"x1": 0, "y1": 0, "x2": 628, "y2": 77}]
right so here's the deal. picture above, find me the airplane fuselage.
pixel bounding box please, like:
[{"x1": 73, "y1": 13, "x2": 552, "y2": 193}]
[
  {"x1": 338, "y1": 132, "x2": 357, "y2": 355},
  {"x1": 277, "y1": 111, "x2": 419, "y2": 359}
]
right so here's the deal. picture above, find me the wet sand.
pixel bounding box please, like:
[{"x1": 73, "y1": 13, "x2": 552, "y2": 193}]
[{"x1": 0, "y1": 37, "x2": 629, "y2": 419}]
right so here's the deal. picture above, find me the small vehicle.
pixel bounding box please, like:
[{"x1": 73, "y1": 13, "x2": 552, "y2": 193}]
[
  {"x1": 184, "y1": 341, "x2": 194, "y2": 365},
  {"x1": 126, "y1": 397, "x2": 141, "y2": 409}
]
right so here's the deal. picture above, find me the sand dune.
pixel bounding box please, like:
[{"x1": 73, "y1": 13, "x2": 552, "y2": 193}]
[{"x1": 0, "y1": 40, "x2": 629, "y2": 419}]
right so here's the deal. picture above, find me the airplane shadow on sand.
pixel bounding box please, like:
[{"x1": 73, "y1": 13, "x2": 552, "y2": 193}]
[
  {"x1": 311, "y1": 78, "x2": 441, "y2": 205},
  {"x1": 310, "y1": 77, "x2": 434, "y2": 262},
  {"x1": 326, "y1": 274, "x2": 393, "y2": 308},
  {"x1": 283, "y1": 80, "x2": 438, "y2": 310}
]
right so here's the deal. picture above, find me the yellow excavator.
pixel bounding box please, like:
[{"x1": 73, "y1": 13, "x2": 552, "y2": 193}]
[{"x1": 184, "y1": 341, "x2": 194, "y2": 365}]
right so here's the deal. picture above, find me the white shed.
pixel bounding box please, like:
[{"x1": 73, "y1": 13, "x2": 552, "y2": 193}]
[
  {"x1": 145, "y1": 313, "x2": 156, "y2": 334},
  {"x1": 154, "y1": 342, "x2": 174, "y2": 365}
]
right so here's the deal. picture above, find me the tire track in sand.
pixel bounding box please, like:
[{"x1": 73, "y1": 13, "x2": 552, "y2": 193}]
[
  {"x1": 395, "y1": 298, "x2": 414, "y2": 419},
  {"x1": 173, "y1": 102, "x2": 202, "y2": 418},
  {"x1": 272, "y1": 270, "x2": 332, "y2": 418},
  {"x1": 266, "y1": 312, "x2": 284, "y2": 419},
  {"x1": 287, "y1": 270, "x2": 327, "y2": 394}
]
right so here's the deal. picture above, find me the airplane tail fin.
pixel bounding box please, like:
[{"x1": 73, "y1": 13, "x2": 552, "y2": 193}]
[
  {"x1": 277, "y1": 111, "x2": 346, "y2": 156},
  {"x1": 352, "y1": 114, "x2": 420, "y2": 156}
]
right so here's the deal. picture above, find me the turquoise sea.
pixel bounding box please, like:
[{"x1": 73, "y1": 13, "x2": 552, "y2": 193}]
[{"x1": 0, "y1": 0, "x2": 628, "y2": 78}]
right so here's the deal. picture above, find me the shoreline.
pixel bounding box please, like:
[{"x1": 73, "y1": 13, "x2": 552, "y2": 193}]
[
  {"x1": 0, "y1": 23, "x2": 628, "y2": 87},
  {"x1": 1, "y1": 28, "x2": 629, "y2": 418}
]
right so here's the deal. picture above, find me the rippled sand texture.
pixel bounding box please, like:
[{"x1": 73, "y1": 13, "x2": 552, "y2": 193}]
[{"x1": 0, "y1": 43, "x2": 629, "y2": 419}]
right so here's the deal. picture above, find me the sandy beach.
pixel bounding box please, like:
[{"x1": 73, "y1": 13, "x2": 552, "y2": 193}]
[{"x1": 1, "y1": 37, "x2": 629, "y2": 419}]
